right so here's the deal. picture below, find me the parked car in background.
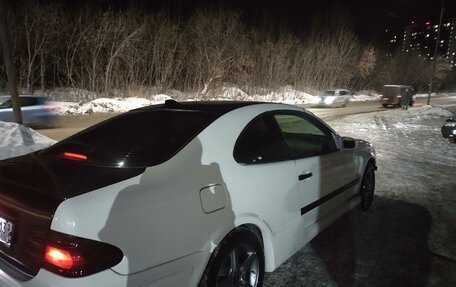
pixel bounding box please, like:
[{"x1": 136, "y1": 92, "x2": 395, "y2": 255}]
[
  {"x1": 441, "y1": 117, "x2": 456, "y2": 143},
  {"x1": 380, "y1": 85, "x2": 416, "y2": 108},
  {"x1": 314, "y1": 89, "x2": 352, "y2": 107},
  {"x1": 0, "y1": 100, "x2": 376, "y2": 287},
  {"x1": 0, "y1": 95, "x2": 58, "y2": 128}
]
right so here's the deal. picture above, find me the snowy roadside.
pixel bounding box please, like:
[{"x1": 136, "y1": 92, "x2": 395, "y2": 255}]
[
  {"x1": 329, "y1": 105, "x2": 456, "y2": 262},
  {"x1": 49, "y1": 86, "x2": 384, "y2": 115}
]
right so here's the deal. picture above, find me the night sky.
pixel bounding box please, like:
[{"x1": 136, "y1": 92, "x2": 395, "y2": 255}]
[{"x1": 29, "y1": 0, "x2": 456, "y2": 42}]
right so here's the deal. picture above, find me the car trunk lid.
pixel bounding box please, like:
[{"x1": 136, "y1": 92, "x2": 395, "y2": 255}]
[{"x1": 0, "y1": 153, "x2": 144, "y2": 277}]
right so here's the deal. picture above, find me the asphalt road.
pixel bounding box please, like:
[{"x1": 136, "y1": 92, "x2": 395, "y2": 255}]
[{"x1": 38, "y1": 96, "x2": 456, "y2": 141}]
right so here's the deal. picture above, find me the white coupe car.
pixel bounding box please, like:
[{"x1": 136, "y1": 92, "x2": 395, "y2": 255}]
[
  {"x1": 0, "y1": 101, "x2": 376, "y2": 287},
  {"x1": 314, "y1": 89, "x2": 352, "y2": 107}
]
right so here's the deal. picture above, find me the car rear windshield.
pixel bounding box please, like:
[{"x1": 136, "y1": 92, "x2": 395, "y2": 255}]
[
  {"x1": 40, "y1": 109, "x2": 217, "y2": 168},
  {"x1": 382, "y1": 86, "x2": 402, "y2": 96},
  {"x1": 323, "y1": 90, "x2": 335, "y2": 96}
]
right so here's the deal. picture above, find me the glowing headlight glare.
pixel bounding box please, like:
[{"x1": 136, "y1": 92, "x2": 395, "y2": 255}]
[{"x1": 324, "y1": 97, "x2": 336, "y2": 105}]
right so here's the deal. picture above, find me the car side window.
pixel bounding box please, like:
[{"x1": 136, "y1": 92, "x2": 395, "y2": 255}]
[
  {"x1": 234, "y1": 115, "x2": 290, "y2": 164},
  {"x1": 20, "y1": 97, "x2": 39, "y2": 107},
  {"x1": 0, "y1": 99, "x2": 12, "y2": 109},
  {"x1": 274, "y1": 113, "x2": 337, "y2": 158}
]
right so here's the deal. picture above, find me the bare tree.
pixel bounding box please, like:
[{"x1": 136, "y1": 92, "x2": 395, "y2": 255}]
[{"x1": 0, "y1": 0, "x2": 22, "y2": 123}]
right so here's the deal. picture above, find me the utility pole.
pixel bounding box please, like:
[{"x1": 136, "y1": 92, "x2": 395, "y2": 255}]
[
  {"x1": 427, "y1": 0, "x2": 445, "y2": 105},
  {"x1": 0, "y1": 0, "x2": 22, "y2": 124}
]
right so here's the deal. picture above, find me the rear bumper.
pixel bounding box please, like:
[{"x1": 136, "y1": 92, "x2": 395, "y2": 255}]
[
  {"x1": 441, "y1": 127, "x2": 456, "y2": 138},
  {"x1": 0, "y1": 250, "x2": 208, "y2": 287}
]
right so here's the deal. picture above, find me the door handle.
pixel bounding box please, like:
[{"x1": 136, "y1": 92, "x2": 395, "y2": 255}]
[{"x1": 299, "y1": 172, "x2": 313, "y2": 181}]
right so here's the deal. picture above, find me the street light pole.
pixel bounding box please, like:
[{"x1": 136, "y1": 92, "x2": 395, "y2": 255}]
[{"x1": 427, "y1": 0, "x2": 445, "y2": 105}]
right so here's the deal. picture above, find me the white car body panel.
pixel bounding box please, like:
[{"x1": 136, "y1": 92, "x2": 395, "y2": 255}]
[
  {"x1": 315, "y1": 89, "x2": 352, "y2": 107},
  {"x1": 0, "y1": 103, "x2": 375, "y2": 287}
]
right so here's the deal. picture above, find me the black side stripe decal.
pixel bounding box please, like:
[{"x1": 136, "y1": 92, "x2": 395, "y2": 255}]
[{"x1": 300, "y1": 178, "x2": 360, "y2": 215}]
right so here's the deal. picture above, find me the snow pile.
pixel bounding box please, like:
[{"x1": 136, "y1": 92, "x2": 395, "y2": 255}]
[
  {"x1": 50, "y1": 86, "x2": 391, "y2": 115},
  {"x1": 61, "y1": 95, "x2": 172, "y2": 114},
  {"x1": 197, "y1": 86, "x2": 319, "y2": 104},
  {"x1": 0, "y1": 121, "x2": 55, "y2": 160},
  {"x1": 252, "y1": 86, "x2": 319, "y2": 105},
  {"x1": 351, "y1": 92, "x2": 381, "y2": 102},
  {"x1": 216, "y1": 86, "x2": 250, "y2": 100}
]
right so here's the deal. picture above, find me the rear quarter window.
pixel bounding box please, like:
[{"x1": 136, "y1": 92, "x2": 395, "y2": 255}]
[{"x1": 40, "y1": 109, "x2": 217, "y2": 167}]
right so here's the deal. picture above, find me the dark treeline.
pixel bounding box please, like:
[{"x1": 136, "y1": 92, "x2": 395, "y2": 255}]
[{"x1": 0, "y1": 0, "x2": 454, "y2": 99}]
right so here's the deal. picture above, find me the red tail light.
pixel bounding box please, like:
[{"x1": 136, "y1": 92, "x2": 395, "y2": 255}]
[
  {"x1": 43, "y1": 230, "x2": 123, "y2": 278},
  {"x1": 45, "y1": 104, "x2": 60, "y2": 110},
  {"x1": 45, "y1": 246, "x2": 80, "y2": 270},
  {"x1": 60, "y1": 152, "x2": 88, "y2": 161}
]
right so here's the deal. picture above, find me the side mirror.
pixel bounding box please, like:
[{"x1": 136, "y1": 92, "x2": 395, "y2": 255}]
[{"x1": 342, "y1": 137, "x2": 356, "y2": 149}]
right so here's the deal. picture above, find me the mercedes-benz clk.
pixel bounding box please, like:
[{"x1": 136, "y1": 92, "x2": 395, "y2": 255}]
[{"x1": 0, "y1": 101, "x2": 376, "y2": 287}]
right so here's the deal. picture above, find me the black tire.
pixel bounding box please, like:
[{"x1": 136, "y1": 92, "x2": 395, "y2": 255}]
[
  {"x1": 199, "y1": 227, "x2": 265, "y2": 287},
  {"x1": 382, "y1": 104, "x2": 388, "y2": 108},
  {"x1": 359, "y1": 163, "x2": 375, "y2": 211}
]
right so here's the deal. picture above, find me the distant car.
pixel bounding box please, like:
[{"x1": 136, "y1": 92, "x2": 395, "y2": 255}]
[
  {"x1": 441, "y1": 117, "x2": 456, "y2": 143},
  {"x1": 0, "y1": 95, "x2": 58, "y2": 128},
  {"x1": 315, "y1": 89, "x2": 352, "y2": 107},
  {"x1": 380, "y1": 85, "x2": 416, "y2": 108},
  {"x1": 0, "y1": 101, "x2": 376, "y2": 287}
]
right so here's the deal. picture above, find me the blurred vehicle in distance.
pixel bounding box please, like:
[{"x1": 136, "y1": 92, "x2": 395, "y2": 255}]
[
  {"x1": 441, "y1": 117, "x2": 456, "y2": 143},
  {"x1": 0, "y1": 95, "x2": 58, "y2": 128},
  {"x1": 380, "y1": 85, "x2": 416, "y2": 108},
  {"x1": 314, "y1": 89, "x2": 352, "y2": 107}
]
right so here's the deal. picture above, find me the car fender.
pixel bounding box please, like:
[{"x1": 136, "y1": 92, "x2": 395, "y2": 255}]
[
  {"x1": 354, "y1": 139, "x2": 376, "y2": 178},
  {"x1": 233, "y1": 215, "x2": 276, "y2": 272}
]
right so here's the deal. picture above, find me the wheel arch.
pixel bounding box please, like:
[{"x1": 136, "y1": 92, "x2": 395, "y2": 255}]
[{"x1": 233, "y1": 218, "x2": 276, "y2": 272}]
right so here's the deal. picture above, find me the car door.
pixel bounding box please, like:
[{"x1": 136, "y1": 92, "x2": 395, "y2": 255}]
[
  {"x1": 273, "y1": 112, "x2": 356, "y2": 228},
  {"x1": 0, "y1": 98, "x2": 14, "y2": 122},
  {"x1": 233, "y1": 114, "x2": 306, "y2": 234}
]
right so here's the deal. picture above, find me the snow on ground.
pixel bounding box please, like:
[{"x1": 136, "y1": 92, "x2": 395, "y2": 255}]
[
  {"x1": 0, "y1": 103, "x2": 455, "y2": 286},
  {"x1": 52, "y1": 86, "x2": 380, "y2": 115},
  {"x1": 57, "y1": 95, "x2": 172, "y2": 115},
  {"x1": 351, "y1": 92, "x2": 381, "y2": 102},
  {"x1": 329, "y1": 105, "x2": 456, "y2": 261},
  {"x1": 0, "y1": 121, "x2": 55, "y2": 160}
]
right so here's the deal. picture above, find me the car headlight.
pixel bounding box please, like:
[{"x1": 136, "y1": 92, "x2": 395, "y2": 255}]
[
  {"x1": 444, "y1": 122, "x2": 456, "y2": 127},
  {"x1": 324, "y1": 97, "x2": 336, "y2": 105}
]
